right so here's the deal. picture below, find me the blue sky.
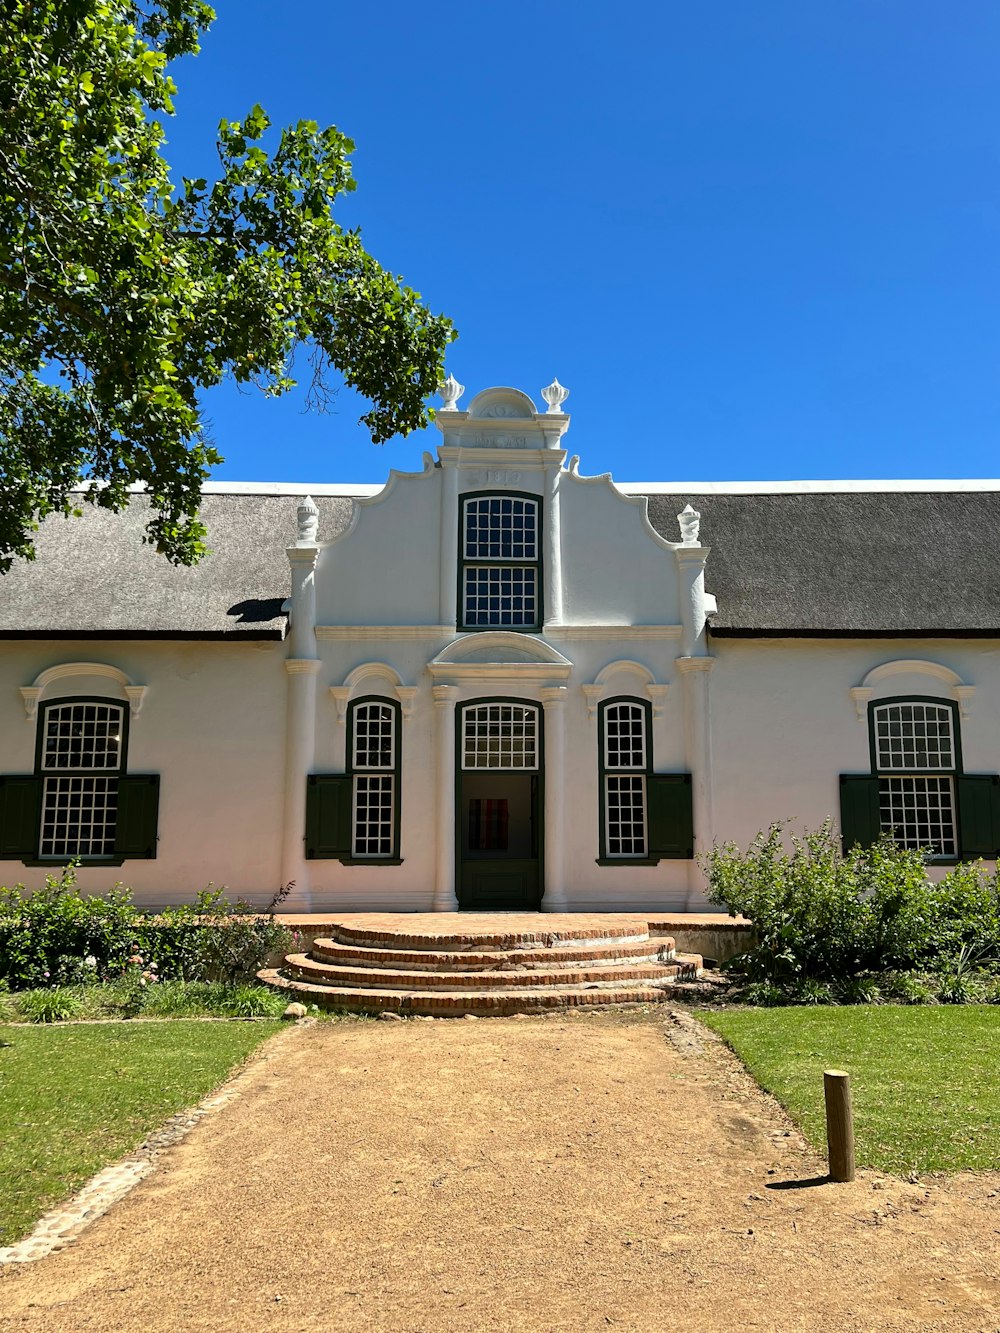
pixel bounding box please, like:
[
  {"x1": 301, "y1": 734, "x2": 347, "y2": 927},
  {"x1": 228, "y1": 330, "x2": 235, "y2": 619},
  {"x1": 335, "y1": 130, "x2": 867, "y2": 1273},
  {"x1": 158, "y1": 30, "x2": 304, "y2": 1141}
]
[{"x1": 165, "y1": 1, "x2": 1000, "y2": 484}]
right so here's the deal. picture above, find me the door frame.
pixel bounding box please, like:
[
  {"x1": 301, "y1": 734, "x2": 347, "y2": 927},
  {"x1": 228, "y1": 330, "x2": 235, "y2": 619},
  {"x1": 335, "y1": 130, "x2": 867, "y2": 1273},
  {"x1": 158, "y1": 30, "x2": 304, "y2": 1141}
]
[{"x1": 455, "y1": 696, "x2": 545, "y2": 910}]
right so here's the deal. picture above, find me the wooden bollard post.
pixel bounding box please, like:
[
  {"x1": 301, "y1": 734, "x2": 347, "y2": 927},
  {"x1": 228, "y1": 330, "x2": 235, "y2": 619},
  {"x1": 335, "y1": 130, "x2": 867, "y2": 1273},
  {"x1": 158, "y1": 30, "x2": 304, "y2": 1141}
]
[{"x1": 824, "y1": 1069, "x2": 856, "y2": 1182}]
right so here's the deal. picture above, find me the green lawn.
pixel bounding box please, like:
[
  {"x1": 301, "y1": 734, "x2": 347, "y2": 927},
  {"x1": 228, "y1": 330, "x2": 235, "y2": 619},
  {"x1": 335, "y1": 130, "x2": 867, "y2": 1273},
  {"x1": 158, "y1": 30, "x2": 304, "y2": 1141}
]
[
  {"x1": 702, "y1": 1006, "x2": 1000, "y2": 1175},
  {"x1": 0, "y1": 1021, "x2": 279, "y2": 1245}
]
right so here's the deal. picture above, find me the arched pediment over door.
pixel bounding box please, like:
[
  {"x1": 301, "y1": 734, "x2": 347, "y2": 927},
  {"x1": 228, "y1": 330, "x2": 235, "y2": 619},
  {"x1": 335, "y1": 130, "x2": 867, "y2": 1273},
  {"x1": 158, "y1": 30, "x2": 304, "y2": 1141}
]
[{"x1": 427, "y1": 632, "x2": 572, "y2": 686}]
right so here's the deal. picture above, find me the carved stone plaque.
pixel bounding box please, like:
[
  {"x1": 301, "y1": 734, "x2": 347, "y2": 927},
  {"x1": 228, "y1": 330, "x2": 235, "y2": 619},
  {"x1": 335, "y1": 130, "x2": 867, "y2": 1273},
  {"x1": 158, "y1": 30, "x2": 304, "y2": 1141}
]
[{"x1": 469, "y1": 434, "x2": 527, "y2": 449}]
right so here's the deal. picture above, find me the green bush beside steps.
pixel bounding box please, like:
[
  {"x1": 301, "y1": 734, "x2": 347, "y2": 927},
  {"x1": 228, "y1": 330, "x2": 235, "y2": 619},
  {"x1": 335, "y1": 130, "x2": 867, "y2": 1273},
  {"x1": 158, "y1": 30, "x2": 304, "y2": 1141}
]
[
  {"x1": 704, "y1": 822, "x2": 1000, "y2": 1004},
  {"x1": 0, "y1": 865, "x2": 293, "y2": 994}
]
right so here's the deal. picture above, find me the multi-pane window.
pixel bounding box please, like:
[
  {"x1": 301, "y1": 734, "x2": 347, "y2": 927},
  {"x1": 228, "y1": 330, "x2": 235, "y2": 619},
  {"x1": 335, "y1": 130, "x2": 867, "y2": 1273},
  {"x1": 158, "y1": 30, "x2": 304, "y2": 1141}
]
[
  {"x1": 349, "y1": 700, "x2": 399, "y2": 859},
  {"x1": 38, "y1": 701, "x2": 126, "y2": 859},
  {"x1": 872, "y1": 701, "x2": 957, "y2": 857},
  {"x1": 461, "y1": 495, "x2": 540, "y2": 630},
  {"x1": 601, "y1": 700, "x2": 649, "y2": 858},
  {"x1": 462, "y1": 703, "x2": 538, "y2": 770}
]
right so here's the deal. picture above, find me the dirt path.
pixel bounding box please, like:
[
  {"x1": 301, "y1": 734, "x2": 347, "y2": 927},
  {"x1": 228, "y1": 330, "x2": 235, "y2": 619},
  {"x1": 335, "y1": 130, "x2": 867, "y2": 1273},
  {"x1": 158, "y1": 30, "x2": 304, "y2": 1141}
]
[{"x1": 2, "y1": 1012, "x2": 999, "y2": 1332}]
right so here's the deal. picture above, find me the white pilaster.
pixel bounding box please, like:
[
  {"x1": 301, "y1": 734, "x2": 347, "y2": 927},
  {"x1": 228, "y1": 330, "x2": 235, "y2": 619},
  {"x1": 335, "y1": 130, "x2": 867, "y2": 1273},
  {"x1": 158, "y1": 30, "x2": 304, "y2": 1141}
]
[
  {"x1": 439, "y1": 460, "x2": 459, "y2": 627},
  {"x1": 543, "y1": 460, "x2": 564, "y2": 627},
  {"x1": 676, "y1": 656, "x2": 714, "y2": 907},
  {"x1": 540, "y1": 685, "x2": 568, "y2": 911},
  {"x1": 282, "y1": 541, "x2": 321, "y2": 908},
  {"x1": 282, "y1": 658, "x2": 320, "y2": 908},
  {"x1": 432, "y1": 685, "x2": 460, "y2": 911},
  {"x1": 674, "y1": 544, "x2": 711, "y2": 657}
]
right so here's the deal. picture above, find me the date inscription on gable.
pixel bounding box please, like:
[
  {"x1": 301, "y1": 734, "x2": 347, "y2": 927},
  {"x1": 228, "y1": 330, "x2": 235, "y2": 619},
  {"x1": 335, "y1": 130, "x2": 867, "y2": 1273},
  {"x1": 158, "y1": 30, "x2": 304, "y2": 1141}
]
[{"x1": 465, "y1": 470, "x2": 523, "y2": 487}]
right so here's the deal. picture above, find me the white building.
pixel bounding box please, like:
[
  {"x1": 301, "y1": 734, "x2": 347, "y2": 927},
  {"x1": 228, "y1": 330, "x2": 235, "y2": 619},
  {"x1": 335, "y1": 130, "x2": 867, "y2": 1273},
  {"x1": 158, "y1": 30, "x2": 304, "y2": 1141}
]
[{"x1": 1, "y1": 380, "x2": 997, "y2": 912}]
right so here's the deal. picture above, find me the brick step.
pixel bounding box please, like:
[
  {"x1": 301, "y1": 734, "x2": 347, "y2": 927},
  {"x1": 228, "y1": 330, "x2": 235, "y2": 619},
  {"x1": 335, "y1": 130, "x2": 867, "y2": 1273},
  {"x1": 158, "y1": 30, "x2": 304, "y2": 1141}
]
[
  {"x1": 309, "y1": 937, "x2": 676, "y2": 972},
  {"x1": 281, "y1": 953, "x2": 694, "y2": 992},
  {"x1": 327, "y1": 913, "x2": 652, "y2": 953},
  {"x1": 258, "y1": 967, "x2": 698, "y2": 1016}
]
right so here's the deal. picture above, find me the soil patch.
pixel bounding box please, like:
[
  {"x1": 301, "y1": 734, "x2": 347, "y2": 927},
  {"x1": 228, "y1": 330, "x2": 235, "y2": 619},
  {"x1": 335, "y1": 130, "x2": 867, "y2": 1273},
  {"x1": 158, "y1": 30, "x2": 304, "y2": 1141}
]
[{"x1": 1, "y1": 1012, "x2": 998, "y2": 1331}]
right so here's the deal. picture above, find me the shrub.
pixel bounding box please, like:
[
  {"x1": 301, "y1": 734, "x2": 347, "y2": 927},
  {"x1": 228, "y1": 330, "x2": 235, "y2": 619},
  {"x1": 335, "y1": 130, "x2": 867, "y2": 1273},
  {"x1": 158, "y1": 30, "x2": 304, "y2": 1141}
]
[
  {"x1": 222, "y1": 984, "x2": 288, "y2": 1018},
  {"x1": 926, "y1": 862, "x2": 1000, "y2": 958},
  {"x1": 190, "y1": 883, "x2": 293, "y2": 985},
  {"x1": 0, "y1": 866, "x2": 140, "y2": 989},
  {"x1": 17, "y1": 987, "x2": 82, "y2": 1024},
  {"x1": 0, "y1": 872, "x2": 293, "y2": 991},
  {"x1": 704, "y1": 821, "x2": 1000, "y2": 1000},
  {"x1": 835, "y1": 975, "x2": 883, "y2": 1005},
  {"x1": 880, "y1": 971, "x2": 937, "y2": 1005}
]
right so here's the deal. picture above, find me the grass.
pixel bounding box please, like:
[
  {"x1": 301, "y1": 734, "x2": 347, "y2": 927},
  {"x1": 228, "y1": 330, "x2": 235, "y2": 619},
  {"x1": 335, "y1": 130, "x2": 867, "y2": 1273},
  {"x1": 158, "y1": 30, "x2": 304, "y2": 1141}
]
[
  {"x1": 702, "y1": 1005, "x2": 1000, "y2": 1175},
  {"x1": 0, "y1": 981, "x2": 292, "y2": 1023},
  {"x1": 0, "y1": 1020, "x2": 279, "y2": 1245}
]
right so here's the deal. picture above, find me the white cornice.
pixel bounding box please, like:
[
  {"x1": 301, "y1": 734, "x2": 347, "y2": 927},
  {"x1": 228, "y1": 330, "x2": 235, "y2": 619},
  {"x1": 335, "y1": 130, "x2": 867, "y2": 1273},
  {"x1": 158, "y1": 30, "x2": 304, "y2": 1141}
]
[
  {"x1": 82, "y1": 477, "x2": 1000, "y2": 498},
  {"x1": 437, "y1": 446, "x2": 564, "y2": 471},
  {"x1": 619, "y1": 479, "x2": 1000, "y2": 494},
  {"x1": 316, "y1": 626, "x2": 453, "y2": 640},
  {"x1": 544, "y1": 625, "x2": 683, "y2": 640},
  {"x1": 428, "y1": 661, "x2": 571, "y2": 683}
]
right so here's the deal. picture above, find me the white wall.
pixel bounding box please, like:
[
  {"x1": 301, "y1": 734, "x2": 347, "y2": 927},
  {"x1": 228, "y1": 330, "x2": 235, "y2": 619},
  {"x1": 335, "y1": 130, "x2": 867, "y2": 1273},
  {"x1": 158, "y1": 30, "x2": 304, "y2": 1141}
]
[
  {"x1": 0, "y1": 640, "x2": 287, "y2": 907},
  {"x1": 4, "y1": 635, "x2": 997, "y2": 912},
  {"x1": 708, "y1": 637, "x2": 1000, "y2": 870},
  {"x1": 8, "y1": 435, "x2": 999, "y2": 916}
]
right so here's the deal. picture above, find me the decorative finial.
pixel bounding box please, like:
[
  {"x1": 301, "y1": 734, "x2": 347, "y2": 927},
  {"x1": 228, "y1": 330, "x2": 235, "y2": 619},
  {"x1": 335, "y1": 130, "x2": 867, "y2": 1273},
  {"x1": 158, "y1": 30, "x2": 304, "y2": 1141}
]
[
  {"x1": 541, "y1": 377, "x2": 570, "y2": 414},
  {"x1": 677, "y1": 504, "x2": 701, "y2": 546},
  {"x1": 439, "y1": 373, "x2": 464, "y2": 412},
  {"x1": 297, "y1": 494, "x2": 319, "y2": 544}
]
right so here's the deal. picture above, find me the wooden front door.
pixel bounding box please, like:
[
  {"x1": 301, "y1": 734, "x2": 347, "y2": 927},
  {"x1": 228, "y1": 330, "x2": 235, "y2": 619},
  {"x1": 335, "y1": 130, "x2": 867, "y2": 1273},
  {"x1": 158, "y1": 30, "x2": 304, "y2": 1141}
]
[{"x1": 457, "y1": 701, "x2": 542, "y2": 911}]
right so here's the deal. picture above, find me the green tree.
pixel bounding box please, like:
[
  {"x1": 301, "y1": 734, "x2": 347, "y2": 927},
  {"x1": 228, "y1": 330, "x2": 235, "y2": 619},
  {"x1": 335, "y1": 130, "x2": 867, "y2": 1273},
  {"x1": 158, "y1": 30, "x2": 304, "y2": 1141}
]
[{"x1": 0, "y1": 1, "x2": 454, "y2": 571}]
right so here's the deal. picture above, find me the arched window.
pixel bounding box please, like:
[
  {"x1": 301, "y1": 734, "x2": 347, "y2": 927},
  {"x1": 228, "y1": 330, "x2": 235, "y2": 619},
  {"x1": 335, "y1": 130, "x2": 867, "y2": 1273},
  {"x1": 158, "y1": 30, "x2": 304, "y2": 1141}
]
[
  {"x1": 600, "y1": 699, "x2": 649, "y2": 858},
  {"x1": 38, "y1": 699, "x2": 127, "y2": 860},
  {"x1": 460, "y1": 493, "x2": 541, "y2": 631},
  {"x1": 0, "y1": 692, "x2": 159, "y2": 865},
  {"x1": 840, "y1": 695, "x2": 1000, "y2": 861},
  {"x1": 871, "y1": 699, "x2": 957, "y2": 857},
  {"x1": 348, "y1": 698, "x2": 400, "y2": 859},
  {"x1": 596, "y1": 696, "x2": 693, "y2": 864}
]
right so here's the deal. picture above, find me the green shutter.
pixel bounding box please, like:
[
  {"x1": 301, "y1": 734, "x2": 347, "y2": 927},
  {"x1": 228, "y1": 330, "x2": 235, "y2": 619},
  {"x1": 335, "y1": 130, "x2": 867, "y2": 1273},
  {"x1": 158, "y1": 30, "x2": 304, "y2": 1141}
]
[
  {"x1": 0, "y1": 776, "x2": 42, "y2": 860},
  {"x1": 647, "y1": 774, "x2": 693, "y2": 859},
  {"x1": 306, "y1": 775, "x2": 352, "y2": 859},
  {"x1": 957, "y1": 774, "x2": 1000, "y2": 860},
  {"x1": 115, "y1": 775, "x2": 160, "y2": 859},
  {"x1": 839, "y1": 775, "x2": 881, "y2": 853}
]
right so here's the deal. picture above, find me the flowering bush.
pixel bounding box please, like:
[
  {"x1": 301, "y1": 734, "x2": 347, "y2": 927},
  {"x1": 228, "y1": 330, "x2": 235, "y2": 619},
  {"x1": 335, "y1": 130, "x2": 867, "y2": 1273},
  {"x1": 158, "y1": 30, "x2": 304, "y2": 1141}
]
[
  {"x1": 0, "y1": 866, "x2": 138, "y2": 988},
  {"x1": 0, "y1": 868, "x2": 292, "y2": 990}
]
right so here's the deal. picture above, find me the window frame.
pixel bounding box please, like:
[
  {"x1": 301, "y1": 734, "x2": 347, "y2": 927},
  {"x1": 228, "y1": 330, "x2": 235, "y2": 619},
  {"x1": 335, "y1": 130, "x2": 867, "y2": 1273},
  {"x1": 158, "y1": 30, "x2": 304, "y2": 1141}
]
[
  {"x1": 33, "y1": 696, "x2": 130, "y2": 866},
  {"x1": 597, "y1": 696, "x2": 656, "y2": 864},
  {"x1": 345, "y1": 696, "x2": 402, "y2": 863},
  {"x1": 460, "y1": 700, "x2": 541, "y2": 773},
  {"x1": 458, "y1": 491, "x2": 543, "y2": 633},
  {"x1": 866, "y1": 695, "x2": 963, "y2": 862}
]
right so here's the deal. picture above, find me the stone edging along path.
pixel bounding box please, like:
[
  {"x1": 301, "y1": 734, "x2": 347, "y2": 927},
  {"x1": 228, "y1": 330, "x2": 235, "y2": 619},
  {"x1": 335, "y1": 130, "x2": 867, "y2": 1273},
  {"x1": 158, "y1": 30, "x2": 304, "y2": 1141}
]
[{"x1": 0, "y1": 1020, "x2": 302, "y2": 1268}]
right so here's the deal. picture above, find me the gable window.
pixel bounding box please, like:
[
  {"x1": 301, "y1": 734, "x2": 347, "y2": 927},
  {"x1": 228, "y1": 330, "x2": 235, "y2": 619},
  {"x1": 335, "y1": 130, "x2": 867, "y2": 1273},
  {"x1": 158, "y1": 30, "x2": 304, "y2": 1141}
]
[
  {"x1": 840, "y1": 696, "x2": 1000, "y2": 861},
  {"x1": 460, "y1": 494, "x2": 541, "y2": 631},
  {"x1": 597, "y1": 697, "x2": 693, "y2": 864}
]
